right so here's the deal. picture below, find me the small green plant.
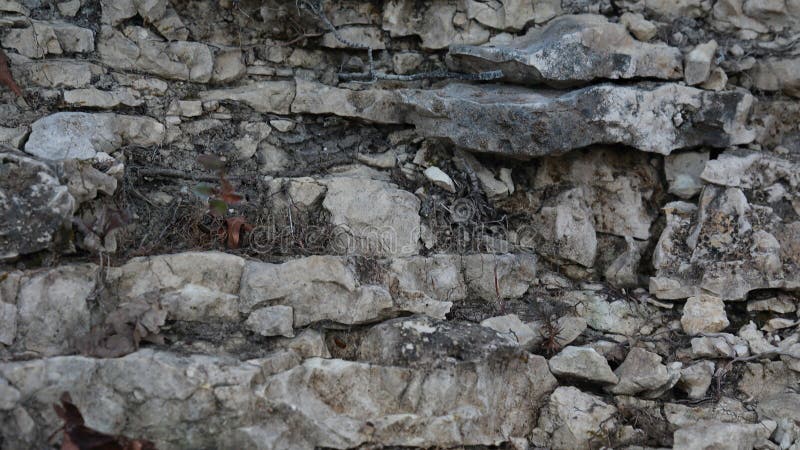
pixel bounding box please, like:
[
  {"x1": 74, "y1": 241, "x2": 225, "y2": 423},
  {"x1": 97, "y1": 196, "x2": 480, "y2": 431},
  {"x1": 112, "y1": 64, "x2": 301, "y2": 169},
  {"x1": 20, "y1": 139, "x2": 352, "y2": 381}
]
[{"x1": 193, "y1": 155, "x2": 252, "y2": 249}]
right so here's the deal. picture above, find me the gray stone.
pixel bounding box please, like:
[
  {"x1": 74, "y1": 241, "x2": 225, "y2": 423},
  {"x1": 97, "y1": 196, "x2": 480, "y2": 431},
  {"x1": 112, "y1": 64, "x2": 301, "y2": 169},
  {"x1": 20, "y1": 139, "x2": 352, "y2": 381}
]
[
  {"x1": 447, "y1": 14, "x2": 682, "y2": 87},
  {"x1": 462, "y1": 253, "x2": 537, "y2": 301},
  {"x1": 25, "y1": 112, "x2": 164, "y2": 161},
  {"x1": 100, "y1": 0, "x2": 188, "y2": 40},
  {"x1": 383, "y1": 0, "x2": 490, "y2": 50},
  {"x1": 529, "y1": 188, "x2": 597, "y2": 267},
  {"x1": 548, "y1": 346, "x2": 618, "y2": 385},
  {"x1": 678, "y1": 361, "x2": 715, "y2": 399},
  {"x1": 98, "y1": 26, "x2": 213, "y2": 82},
  {"x1": 322, "y1": 177, "x2": 420, "y2": 257},
  {"x1": 665, "y1": 151, "x2": 709, "y2": 199},
  {"x1": 0, "y1": 150, "x2": 75, "y2": 261},
  {"x1": 536, "y1": 386, "x2": 618, "y2": 450},
  {"x1": 620, "y1": 12, "x2": 658, "y2": 41},
  {"x1": 0, "y1": 126, "x2": 28, "y2": 149},
  {"x1": 465, "y1": 0, "x2": 561, "y2": 31},
  {"x1": 681, "y1": 294, "x2": 729, "y2": 335},
  {"x1": 690, "y1": 333, "x2": 748, "y2": 359},
  {"x1": 673, "y1": 420, "x2": 776, "y2": 450},
  {"x1": 2, "y1": 21, "x2": 94, "y2": 58},
  {"x1": 397, "y1": 82, "x2": 754, "y2": 158},
  {"x1": 481, "y1": 314, "x2": 540, "y2": 348},
  {"x1": 748, "y1": 57, "x2": 800, "y2": 98},
  {"x1": 160, "y1": 284, "x2": 240, "y2": 322},
  {"x1": 14, "y1": 264, "x2": 96, "y2": 356},
  {"x1": 0, "y1": 302, "x2": 17, "y2": 345},
  {"x1": 684, "y1": 40, "x2": 718, "y2": 86},
  {"x1": 423, "y1": 166, "x2": 456, "y2": 193},
  {"x1": 60, "y1": 159, "x2": 118, "y2": 204},
  {"x1": 245, "y1": 306, "x2": 294, "y2": 338},
  {"x1": 651, "y1": 187, "x2": 800, "y2": 301},
  {"x1": 201, "y1": 81, "x2": 295, "y2": 114},
  {"x1": 211, "y1": 48, "x2": 246, "y2": 83},
  {"x1": 292, "y1": 78, "x2": 401, "y2": 124},
  {"x1": 608, "y1": 347, "x2": 671, "y2": 395},
  {"x1": 63, "y1": 88, "x2": 144, "y2": 108}
]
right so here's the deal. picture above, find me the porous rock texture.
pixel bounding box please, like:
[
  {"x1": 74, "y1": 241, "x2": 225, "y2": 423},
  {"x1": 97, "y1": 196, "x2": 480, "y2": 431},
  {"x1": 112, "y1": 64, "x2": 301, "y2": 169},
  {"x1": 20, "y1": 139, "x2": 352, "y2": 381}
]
[{"x1": 2, "y1": 0, "x2": 800, "y2": 449}]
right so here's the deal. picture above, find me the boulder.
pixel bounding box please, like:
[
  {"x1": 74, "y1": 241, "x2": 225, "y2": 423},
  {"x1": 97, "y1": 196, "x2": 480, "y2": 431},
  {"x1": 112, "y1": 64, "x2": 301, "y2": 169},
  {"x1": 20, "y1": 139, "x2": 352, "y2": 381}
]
[{"x1": 447, "y1": 14, "x2": 682, "y2": 87}]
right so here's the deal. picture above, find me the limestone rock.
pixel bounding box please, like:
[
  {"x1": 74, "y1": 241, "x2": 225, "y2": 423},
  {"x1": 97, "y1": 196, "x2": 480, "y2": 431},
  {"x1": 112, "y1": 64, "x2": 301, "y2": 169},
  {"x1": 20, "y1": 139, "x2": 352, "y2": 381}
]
[
  {"x1": 211, "y1": 48, "x2": 246, "y2": 83},
  {"x1": 60, "y1": 159, "x2": 118, "y2": 204},
  {"x1": 100, "y1": 0, "x2": 189, "y2": 41},
  {"x1": 448, "y1": 14, "x2": 682, "y2": 87},
  {"x1": 530, "y1": 188, "x2": 597, "y2": 267},
  {"x1": 678, "y1": 361, "x2": 715, "y2": 399},
  {"x1": 8, "y1": 56, "x2": 105, "y2": 88},
  {"x1": 690, "y1": 332, "x2": 748, "y2": 358},
  {"x1": 245, "y1": 306, "x2": 294, "y2": 338},
  {"x1": 398, "y1": 82, "x2": 754, "y2": 158},
  {"x1": 322, "y1": 177, "x2": 420, "y2": 257},
  {"x1": 608, "y1": 347, "x2": 671, "y2": 395},
  {"x1": 383, "y1": 0, "x2": 490, "y2": 50},
  {"x1": 240, "y1": 257, "x2": 444, "y2": 327},
  {"x1": 651, "y1": 187, "x2": 800, "y2": 300},
  {"x1": 0, "y1": 126, "x2": 28, "y2": 148},
  {"x1": 681, "y1": 294, "x2": 729, "y2": 335},
  {"x1": 536, "y1": 386, "x2": 618, "y2": 450},
  {"x1": 63, "y1": 87, "x2": 144, "y2": 108},
  {"x1": 0, "y1": 150, "x2": 75, "y2": 261},
  {"x1": 748, "y1": 57, "x2": 800, "y2": 98},
  {"x1": 14, "y1": 264, "x2": 96, "y2": 356},
  {"x1": 2, "y1": 21, "x2": 94, "y2": 58},
  {"x1": 673, "y1": 420, "x2": 776, "y2": 450},
  {"x1": 292, "y1": 78, "x2": 401, "y2": 124},
  {"x1": 386, "y1": 254, "x2": 467, "y2": 302},
  {"x1": 321, "y1": 26, "x2": 385, "y2": 49},
  {"x1": 665, "y1": 151, "x2": 709, "y2": 199},
  {"x1": 461, "y1": 253, "x2": 537, "y2": 300},
  {"x1": 620, "y1": 12, "x2": 658, "y2": 41},
  {"x1": 533, "y1": 148, "x2": 661, "y2": 240},
  {"x1": 684, "y1": 40, "x2": 718, "y2": 86},
  {"x1": 98, "y1": 26, "x2": 213, "y2": 82},
  {"x1": 201, "y1": 81, "x2": 295, "y2": 114},
  {"x1": 465, "y1": 0, "x2": 561, "y2": 31},
  {"x1": 0, "y1": 302, "x2": 16, "y2": 345},
  {"x1": 25, "y1": 112, "x2": 164, "y2": 161},
  {"x1": 548, "y1": 346, "x2": 618, "y2": 385},
  {"x1": 423, "y1": 166, "x2": 456, "y2": 193},
  {"x1": 160, "y1": 284, "x2": 240, "y2": 322},
  {"x1": 481, "y1": 314, "x2": 540, "y2": 348}
]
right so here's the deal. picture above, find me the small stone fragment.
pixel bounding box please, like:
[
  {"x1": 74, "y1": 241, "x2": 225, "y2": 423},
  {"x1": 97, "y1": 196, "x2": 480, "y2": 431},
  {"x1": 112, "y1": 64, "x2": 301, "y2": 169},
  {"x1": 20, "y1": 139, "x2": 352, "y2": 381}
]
[
  {"x1": 245, "y1": 305, "x2": 294, "y2": 338},
  {"x1": 548, "y1": 346, "x2": 618, "y2": 385},
  {"x1": 685, "y1": 40, "x2": 718, "y2": 85},
  {"x1": 423, "y1": 166, "x2": 456, "y2": 193},
  {"x1": 681, "y1": 294, "x2": 729, "y2": 335}
]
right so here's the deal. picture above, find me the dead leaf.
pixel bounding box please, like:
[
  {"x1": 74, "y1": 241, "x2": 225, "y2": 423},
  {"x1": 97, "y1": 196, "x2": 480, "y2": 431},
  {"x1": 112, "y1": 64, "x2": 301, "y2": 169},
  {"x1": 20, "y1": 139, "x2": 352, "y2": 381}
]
[
  {"x1": 225, "y1": 216, "x2": 253, "y2": 249},
  {"x1": 0, "y1": 47, "x2": 24, "y2": 99},
  {"x1": 52, "y1": 392, "x2": 157, "y2": 450}
]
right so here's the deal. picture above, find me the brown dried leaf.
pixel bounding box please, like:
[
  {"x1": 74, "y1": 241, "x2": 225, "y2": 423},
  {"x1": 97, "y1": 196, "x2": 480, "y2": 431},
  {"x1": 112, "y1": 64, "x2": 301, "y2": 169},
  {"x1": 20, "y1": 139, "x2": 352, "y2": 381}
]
[
  {"x1": 225, "y1": 216, "x2": 253, "y2": 249},
  {"x1": 0, "y1": 47, "x2": 24, "y2": 99}
]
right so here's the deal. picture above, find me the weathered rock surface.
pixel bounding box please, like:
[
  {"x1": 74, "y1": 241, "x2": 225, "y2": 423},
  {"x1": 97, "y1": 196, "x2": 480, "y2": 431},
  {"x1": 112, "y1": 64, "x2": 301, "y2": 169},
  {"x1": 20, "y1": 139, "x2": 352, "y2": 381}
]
[
  {"x1": 681, "y1": 294, "x2": 730, "y2": 335},
  {"x1": 397, "y1": 82, "x2": 754, "y2": 158},
  {"x1": 651, "y1": 186, "x2": 800, "y2": 300},
  {"x1": 25, "y1": 112, "x2": 165, "y2": 160},
  {"x1": 673, "y1": 420, "x2": 776, "y2": 450},
  {"x1": 548, "y1": 346, "x2": 618, "y2": 385},
  {"x1": 534, "y1": 386, "x2": 618, "y2": 450},
  {"x1": 322, "y1": 177, "x2": 421, "y2": 257},
  {"x1": 382, "y1": 0, "x2": 490, "y2": 49},
  {"x1": 0, "y1": 149, "x2": 75, "y2": 260},
  {"x1": 608, "y1": 347, "x2": 671, "y2": 395},
  {"x1": 2, "y1": 20, "x2": 94, "y2": 58},
  {"x1": 447, "y1": 14, "x2": 683, "y2": 87}
]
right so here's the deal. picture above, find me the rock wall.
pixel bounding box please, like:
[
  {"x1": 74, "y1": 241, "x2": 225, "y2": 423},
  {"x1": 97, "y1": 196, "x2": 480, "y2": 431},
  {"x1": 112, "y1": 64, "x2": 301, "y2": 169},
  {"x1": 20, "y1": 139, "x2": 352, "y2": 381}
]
[{"x1": 1, "y1": 0, "x2": 800, "y2": 449}]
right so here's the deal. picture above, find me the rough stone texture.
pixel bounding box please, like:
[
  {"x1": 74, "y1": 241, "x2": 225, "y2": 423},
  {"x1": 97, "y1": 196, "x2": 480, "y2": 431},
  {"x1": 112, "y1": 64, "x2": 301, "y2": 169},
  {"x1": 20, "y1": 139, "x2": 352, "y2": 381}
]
[
  {"x1": 245, "y1": 305, "x2": 294, "y2": 338},
  {"x1": 382, "y1": 0, "x2": 491, "y2": 49},
  {"x1": 447, "y1": 14, "x2": 683, "y2": 87},
  {"x1": 665, "y1": 151, "x2": 709, "y2": 199},
  {"x1": 548, "y1": 346, "x2": 618, "y2": 385},
  {"x1": 535, "y1": 386, "x2": 618, "y2": 450},
  {"x1": 608, "y1": 347, "x2": 671, "y2": 395},
  {"x1": 25, "y1": 112, "x2": 165, "y2": 160},
  {"x1": 0, "y1": 150, "x2": 75, "y2": 260},
  {"x1": 673, "y1": 420, "x2": 776, "y2": 450},
  {"x1": 322, "y1": 177, "x2": 421, "y2": 257},
  {"x1": 684, "y1": 40, "x2": 718, "y2": 85},
  {"x1": 681, "y1": 294, "x2": 730, "y2": 335},
  {"x1": 651, "y1": 186, "x2": 800, "y2": 301},
  {"x1": 398, "y1": 82, "x2": 755, "y2": 158}
]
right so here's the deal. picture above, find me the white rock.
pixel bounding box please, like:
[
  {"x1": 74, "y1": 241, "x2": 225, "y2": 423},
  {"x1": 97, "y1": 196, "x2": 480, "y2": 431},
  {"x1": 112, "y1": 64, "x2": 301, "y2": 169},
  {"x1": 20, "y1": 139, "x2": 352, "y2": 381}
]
[
  {"x1": 701, "y1": 67, "x2": 728, "y2": 91},
  {"x1": 200, "y1": 81, "x2": 295, "y2": 114},
  {"x1": 63, "y1": 87, "x2": 143, "y2": 108},
  {"x1": 673, "y1": 420, "x2": 776, "y2": 450},
  {"x1": 383, "y1": 0, "x2": 490, "y2": 49},
  {"x1": 269, "y1": 119, "x2": 294, "y2": 132},
  {"x1": 57, "y1": 0, "x2": 81, "y2": 17},
  {"x1": 481, "y1": 314, "x2": 540, "y2": 348},
  {"x1": 537, "y1": 386, "x2": 618, "y2": 450},
  {"x1": 681, "y1": 294, "x2": 729, "y2": 335},
  {"x1": 423, "y1": 166, "x2": 456, "y2": 193},
  {"x1": 678, "y1": 361, "x2": 715, "y2": 399},
  {"x1": 620, "y1": 12, "x2": 658, "y2": 41},
  {"x1": 548, "y1": 346, "x2": 619, "y2": 385},
  {"x1": 212, "y1": 49, "x2": 246, "y2": 83},
  {"x1": 3, "y1": 21, "x2": 94, "y2": 58},
  {"x1": 323, "y1": 177, "x2": 420, "y2": 257},
  {"x1": 160, "y1": 284, "x2": 239, "y2": 322},
  {"x1": 25, "y1": 112, "x2": 164, "y2": 160},
  {"x1": 685, "y1": 40, "x2": 718, "y2": 85},
  {"x1": 245, "y1": 306, "x2": 294, "y2": 338},
  {"x1": 665, "y1": 151, "x2": 709, "y2": 199},
  {"x1": 608, "y1": 347, "x2": 671, "y2": 395}
]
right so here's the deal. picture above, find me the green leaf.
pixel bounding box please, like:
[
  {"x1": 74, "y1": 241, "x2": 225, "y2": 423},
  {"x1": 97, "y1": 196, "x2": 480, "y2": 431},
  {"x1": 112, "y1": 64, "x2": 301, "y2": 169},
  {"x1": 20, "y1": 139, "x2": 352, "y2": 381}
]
[
  {"x1": 209, "y1": 199, "x2": 227, "y2": 217},
  {"x1": 192, "y1": 183, "x2": 215, "y2": 199}
]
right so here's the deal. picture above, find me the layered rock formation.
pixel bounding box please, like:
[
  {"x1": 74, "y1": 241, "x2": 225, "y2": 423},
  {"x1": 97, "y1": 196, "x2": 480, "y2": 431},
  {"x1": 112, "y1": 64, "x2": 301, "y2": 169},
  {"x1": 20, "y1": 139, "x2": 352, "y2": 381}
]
[{"x1": 2, "y1": 0, "x2": 800, "y2": 449}]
